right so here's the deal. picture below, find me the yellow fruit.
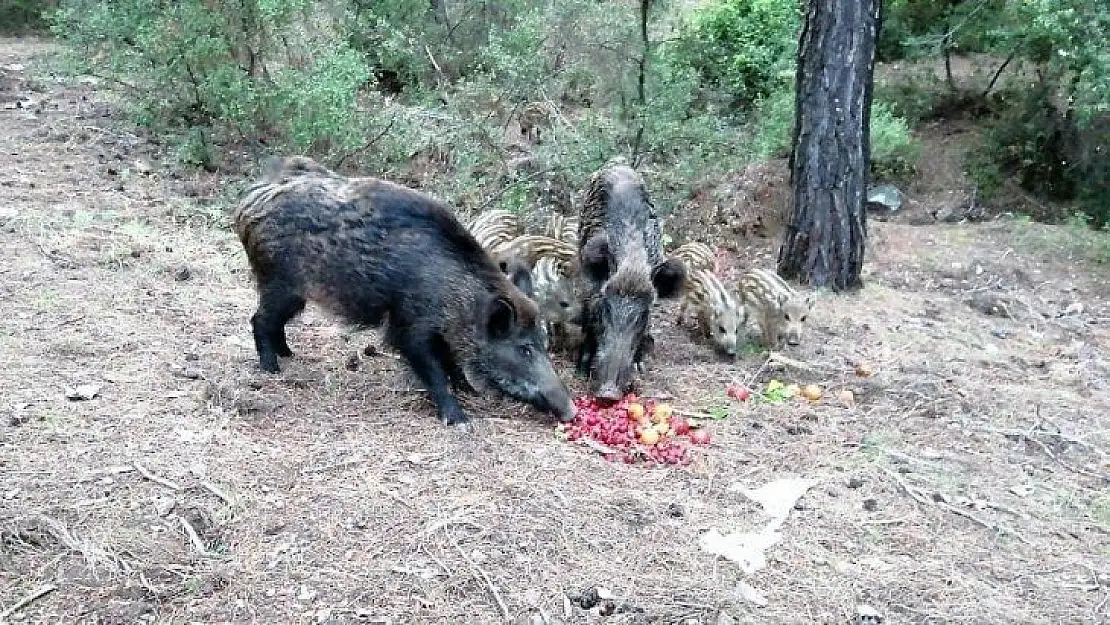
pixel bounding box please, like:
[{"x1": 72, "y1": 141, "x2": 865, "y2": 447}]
[
  {"x1": 638, "y1": 427, "x2": 661, "y2": 445},
  {"x1": 784, "y1": 383, "x2": 800, "y2": 398},
  {"x1": 801, "y1": 384, "x2": 823, "y2": 401},
  {"x1": 627, "y1": 403, "x2": 645, "y2": 420},
  {"x1": 653, "y1": 403, "x2": 673, "y2": 420}
]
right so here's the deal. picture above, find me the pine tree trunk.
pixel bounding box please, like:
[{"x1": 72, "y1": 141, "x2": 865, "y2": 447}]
[{"x1": 778, "y1": 0, "x2": 881, "y2": 290}]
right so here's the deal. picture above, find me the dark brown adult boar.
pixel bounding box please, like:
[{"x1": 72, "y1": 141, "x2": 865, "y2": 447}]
[
  {"x1": 575, "y1": 164, "x2": 687, "y2": 400},
  {"x1": 233, "y1": 156, "x2": 575, "y2": 427}
]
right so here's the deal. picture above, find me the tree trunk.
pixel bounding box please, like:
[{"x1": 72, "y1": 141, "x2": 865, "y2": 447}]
[{"x1": 778, "y1": 0, "x2": 881, "y2": 291}]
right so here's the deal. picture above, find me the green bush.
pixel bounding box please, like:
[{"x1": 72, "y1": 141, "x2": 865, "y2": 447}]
[
  {"x1": 974, "y1": 88, "x2": 1110, "y2": 227},
  {"x1": 0, "y1": 0, "x2": 53, "y2": 33},
  {"x1": 664, "y1": 0, "x2": 801, "y2": 109}
]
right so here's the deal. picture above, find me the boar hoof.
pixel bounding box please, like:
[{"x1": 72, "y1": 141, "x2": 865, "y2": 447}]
[{"x1": 439, "y1": 404, "x2": 470, "y2": 427}]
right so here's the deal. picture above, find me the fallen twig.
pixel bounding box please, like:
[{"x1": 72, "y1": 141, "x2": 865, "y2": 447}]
[
  {"x1": 577, "y1": 437, "x2": 619, "y2": 456},
  {"x1": 133, "y1": 461, "x2": 182, "y2": 491},
  {"x1": 879, "y1": 467, "x2": 1030, "y2": 545},
  {"x1": 1, "y1": 584, "x2": 57, "y2": 620},
  {"x1": 983, "y1": 427, "x2": 1109, "y2": 483},
  {"x1": 673, "y1": 409, "x2": 725, "y2": 421},
  {"x1": 301, "y1": 456, "x2": 367, "y2": 475},
  {"x1": 446, "y1": 530, "x2": 510, "y2": 621},
  {"x1": 860, "y1": 516, "x2": 912, "y2": 526},
  {"x1": 177, "y1": 515, "x2": 212, "y2": 556},
  {"x1": 200, "y1": 481, "x2": 234, "y2": 507},
  {"x1": 767, "y1": 351, "x2": 820, "y2": 373},
  {"x1": 741, "y1": 355, "x2": 773, "y2": 389}
]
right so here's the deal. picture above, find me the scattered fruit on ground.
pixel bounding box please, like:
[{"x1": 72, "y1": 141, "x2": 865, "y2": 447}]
[
  {"x1": 670, "y1": 416, "x2": 691, "y2": 435},
  {"x1": 689, "y1": 429, "x2": 712, "y2": 445},
  {"x1": 784, "y1": 383, "x2": 800, "y2": 398},
  {"x1": 726, "y1": 384, "x2": 751, "y2": 401},
  {"x1": 801, "y1": 384, "x2": 823, "y2": 401},
  {"x1": 559, "y1": 394, "x2": 712, "y2": 467}
]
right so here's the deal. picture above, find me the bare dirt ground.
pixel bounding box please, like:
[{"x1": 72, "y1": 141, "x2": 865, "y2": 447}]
[{"x1": 2, "y1": 38, "x2": 1108, "y2": 625}]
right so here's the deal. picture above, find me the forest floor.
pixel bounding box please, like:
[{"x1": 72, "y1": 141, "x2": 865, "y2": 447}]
[{"x1": 2, "y1": 37, "x2": 1108, "y2": 625}]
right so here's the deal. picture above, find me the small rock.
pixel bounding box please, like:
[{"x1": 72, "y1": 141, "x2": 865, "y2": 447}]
[
  {"x1": 363, "y1": 343, "x2": 379, "y2": 357},
  {"x1": 991, "y1": 327, "x2": 1011, "y2": 339},
  {"x1": 297, "y1": 585, "x2": 317, "y2": 603},
  {"x1": 345, "y1": 353, "x2": 360, "y2": 371},
  {"x1": 174, "y1": 366, "x2": 203, "y2": 380},
  {"x1": 863, "y1": 498, "x2": 879, "y2": 512},
  {"x1": 1061, "y1": 302, "x2": 1084, "y2": 317},
  {"x1": 133, "y1": 159, "x2": 153, "y2": 175},
  {"x1": 571, "y1": 587, "x2": 600, "y2": 610},
  {"x1": 734, "y1": 581, "x2": 768, "y2": 607},
  {"x1": 174, "y1": 266, "x2": 192, "y2": 281},
  {"x1": 154, "y1": 496, "x2": 176, "y2": 517},
  {"x1": 786, "y1": 424, "x2": 811, "y2": 435},
  {"x1": 666, "y1": 502, "x2": 685, "y2": 518},
  {"x1": 856, "y1": 603, "x2": 883, "y2": 625},
  {"x1": 847, "y1": 477, "x2": 865, "y2": 489},
  {"x1": 512, "y1": 613, "x2": 545, "y2": 625},
  {"x1": 838, "y1": 389, "x2": 856, "y2": 408},
  {"x1": 65, "y1": 384, "x2": 102, "y2": 401}
]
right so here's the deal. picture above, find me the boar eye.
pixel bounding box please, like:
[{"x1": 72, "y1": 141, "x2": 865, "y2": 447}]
[
  {"x1": 718, "y1": 325, "x2": 726, "y2": 334},
  {"x1": 800, "y1": 315, "x2": 807, "y2": 322},
  {"x1": 518, "y1": 345, "x2": 534, "y2": 359},
  {"x1": 559, "y1": 301, "x2": 570, "y2": 309},
  {"x1": 784, "y1": 313, "x2": 792, "y2": 321}
]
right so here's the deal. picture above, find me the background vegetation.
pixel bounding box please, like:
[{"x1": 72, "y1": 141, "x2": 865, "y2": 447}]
[{"x1": 8, "y1": 0, "x2": 1109, "y2": 227}]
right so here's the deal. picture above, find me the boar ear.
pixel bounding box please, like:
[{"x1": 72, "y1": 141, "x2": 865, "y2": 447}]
[
  {"x1": 651, "y1": 257, "x2": 687, "y2": 299},
  {"x1": 485, "y1": 296, "x2": 518, "y2": 340},
  {"x1": 580, "y1": 233, "x2": 612, "y2": 283},
  {"x1": 506, "y1": 261, "x2": 535, "y2": 298}
]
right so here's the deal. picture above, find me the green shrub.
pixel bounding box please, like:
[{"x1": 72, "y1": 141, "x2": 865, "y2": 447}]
[
  {"x1": 664, "y1": 0, "x2": 801, "y2": 109},
  {"x1": 0, "y1": 0, "x2": 52, "y2": 33}
]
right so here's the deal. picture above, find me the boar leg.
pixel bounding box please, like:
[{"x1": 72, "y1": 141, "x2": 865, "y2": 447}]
[
  {"x1": 251, "y1": 283, "x2": 307, "y2": 373},
  {"x1": 430, "y1": 334, "x2": 477, "y2": 395},
  {"x1": 388, "y1": 324, "x2": 469, "y2": 425},
  {"x1": 576, "y1": 323, "x2": 598, "y2": 378}
]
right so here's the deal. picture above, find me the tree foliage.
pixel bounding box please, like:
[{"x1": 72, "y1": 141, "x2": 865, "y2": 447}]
[{"x1": 40, "y1": 0, "x2": 1108, "y2": 228}]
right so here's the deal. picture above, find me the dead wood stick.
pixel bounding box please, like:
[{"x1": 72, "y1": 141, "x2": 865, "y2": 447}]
[
  {"x1": 133, "y1": 461, "x2": 182, "y2": 491},
  {"x1": 767, "y1": 351, "x2": 819, "y2": 373},
  {"x1": 177, "y1": 515, "x2": 211, "y2": 556},
  {"x1": 739, "y1": 354, "x2": 774, "y2": 389},
  {"x1": 200, "y1": 481, "x2": 234, "y2": 507},
  {"x1": 983, "y1": 427, "x2": 1109, "y2": 482},
  {"x1": 1, "y1": 584, "x2": 57, "y2": 620},
  {"x1": 577, "y1": 437, "x2": 619, "y2": 456},
  {"x1": 447, "y1": 532, "x2": 510, "y2": 621},
  {"x1": 673, "y1": 409, "x2": 725, "y2": 420},
  {"x1": 880, "y1": 467, "x2": 1030, "y2": 545}
]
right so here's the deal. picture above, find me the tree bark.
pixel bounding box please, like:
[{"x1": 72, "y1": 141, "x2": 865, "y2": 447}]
[{"x1": 779, "y1": 0, "x2": 881, "y2": 291}]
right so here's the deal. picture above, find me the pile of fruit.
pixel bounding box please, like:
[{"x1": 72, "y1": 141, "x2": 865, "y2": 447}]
[{"x1": 556, "y1": 394, "x2": 712, "y2": 467}]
